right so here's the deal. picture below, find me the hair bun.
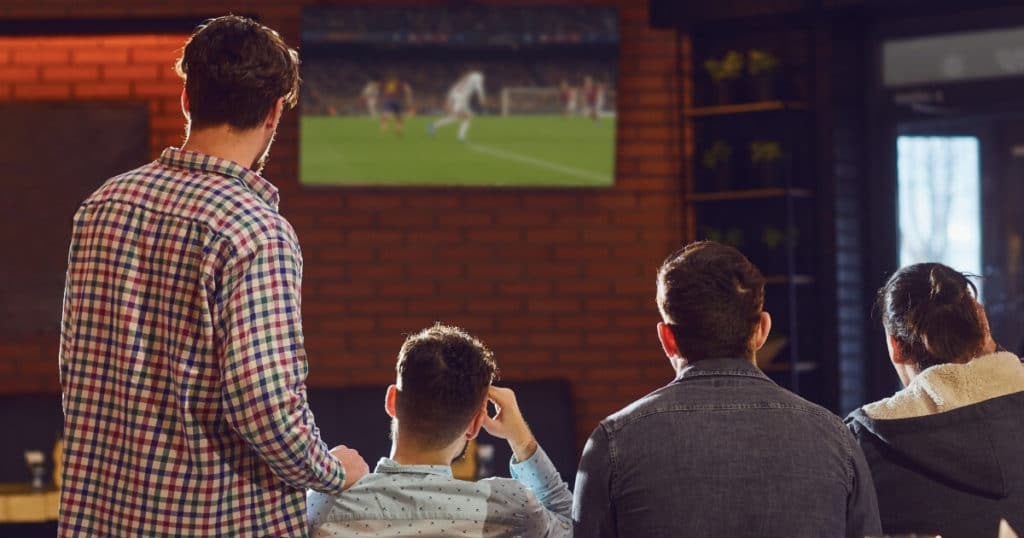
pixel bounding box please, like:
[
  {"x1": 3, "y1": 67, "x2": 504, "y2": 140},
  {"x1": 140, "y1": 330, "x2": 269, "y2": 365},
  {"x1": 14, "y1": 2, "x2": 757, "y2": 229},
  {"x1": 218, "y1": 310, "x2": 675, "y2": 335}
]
[
  {"x1": 928, "y1": 265, "x2": 967, "y2": 304},
  {"x1": 880, "y1": 262, "x2": 985, "y2": 368}
]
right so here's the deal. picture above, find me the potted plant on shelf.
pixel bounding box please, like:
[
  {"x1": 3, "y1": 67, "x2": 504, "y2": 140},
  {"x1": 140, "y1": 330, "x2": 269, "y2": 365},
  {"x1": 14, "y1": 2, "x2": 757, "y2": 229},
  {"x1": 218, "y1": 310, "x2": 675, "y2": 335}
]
[
  {"x1": 701, "y1": 140, "x2": 733, "y2": 191},
  {"x1": 750, "y1": 140, "x2": 784, "y2": 188},
  {"x1": 704, "y1": 226, "x2": 745, "y2": 249},
  {"x1": 704, "y1": 51, "x2": 744, "y2": 105},
  {"x1": 747, "y1": 49, "x2": 781, "y2": 101},
  {"x1": 761, "y1": 225, "x2": 799, "y2": 274}
]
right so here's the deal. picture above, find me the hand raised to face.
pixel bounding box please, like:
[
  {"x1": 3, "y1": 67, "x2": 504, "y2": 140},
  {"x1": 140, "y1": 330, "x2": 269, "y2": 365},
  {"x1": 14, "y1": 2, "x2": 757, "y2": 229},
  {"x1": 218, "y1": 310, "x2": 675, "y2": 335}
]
[{"x1": 481, "y1": 386, "x2": 538, "y2": 462}]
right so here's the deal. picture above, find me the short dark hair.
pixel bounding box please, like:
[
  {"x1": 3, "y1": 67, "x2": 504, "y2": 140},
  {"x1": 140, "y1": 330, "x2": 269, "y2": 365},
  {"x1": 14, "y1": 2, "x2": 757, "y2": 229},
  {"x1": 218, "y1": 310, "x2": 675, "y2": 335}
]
[
  {"x1": 175, "y1": 15, "x2": 300, "y2": 130},
  {"x1": 395, "y1": 324, "x2": 498, "y2": 450},
  {"x1": 657, "y1": 241, "x2": 766, "y2": 361},
  {"x1": 878, "y1": 263, "x2": 984, "y2": 369}
]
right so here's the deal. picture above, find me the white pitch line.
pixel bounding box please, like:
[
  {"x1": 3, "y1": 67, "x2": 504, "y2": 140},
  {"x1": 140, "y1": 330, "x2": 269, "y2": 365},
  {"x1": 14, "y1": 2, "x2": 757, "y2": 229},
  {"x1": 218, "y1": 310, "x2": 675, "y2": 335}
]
[{"x1": 466, "y1": 143, "x2": 611, "y2": 184}]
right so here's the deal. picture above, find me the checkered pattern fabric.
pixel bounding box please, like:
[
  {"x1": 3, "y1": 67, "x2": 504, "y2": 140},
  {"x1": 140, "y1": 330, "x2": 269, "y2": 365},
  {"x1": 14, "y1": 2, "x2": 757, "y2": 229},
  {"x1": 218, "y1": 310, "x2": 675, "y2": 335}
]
[{"x1": 58, "y1": 148, "x2": 346, "y2": 537}]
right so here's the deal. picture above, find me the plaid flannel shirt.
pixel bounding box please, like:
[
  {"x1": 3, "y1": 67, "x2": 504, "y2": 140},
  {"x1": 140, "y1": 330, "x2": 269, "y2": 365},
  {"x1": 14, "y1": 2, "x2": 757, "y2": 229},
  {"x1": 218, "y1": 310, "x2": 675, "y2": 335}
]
[{"x1": 58, "y1": 147, "x2": 346, "y2": 537}]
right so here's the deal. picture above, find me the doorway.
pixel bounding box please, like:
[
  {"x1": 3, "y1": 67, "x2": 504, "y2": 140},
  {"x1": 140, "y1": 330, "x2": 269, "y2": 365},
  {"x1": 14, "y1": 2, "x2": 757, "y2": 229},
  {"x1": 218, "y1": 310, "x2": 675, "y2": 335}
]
[
  {"x1": 896, "y1": 133, "x2": 982, "y2": 288},
  {"x1": 885, "y1": 113, "x2": 1024, "y2": 374},
  {"x1": 865, "y1": 11, "x2": 1024, "y2": 400}
]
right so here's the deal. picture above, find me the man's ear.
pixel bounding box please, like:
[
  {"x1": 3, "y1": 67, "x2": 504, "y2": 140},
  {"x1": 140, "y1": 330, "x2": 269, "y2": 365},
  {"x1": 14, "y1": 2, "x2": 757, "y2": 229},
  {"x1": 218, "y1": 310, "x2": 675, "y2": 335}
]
[
  {"x1": 180, "y1": 88, "x2": 190, "y2": 118},
  {"x1": 465, "y1": 399, "x2": 487, "y2": 441},
  {"x1": 384, "y1": 384, "x2": 399, "y2": 419},
  {"x1": 265, "y1": 97, "x2": 285, "y2": 129},
  {"x1": 751, "y1": 311, "x2": 772, "y2": 351},
  {"x1": 657, "y1": 322, "x2": 681, "y2": 360}
]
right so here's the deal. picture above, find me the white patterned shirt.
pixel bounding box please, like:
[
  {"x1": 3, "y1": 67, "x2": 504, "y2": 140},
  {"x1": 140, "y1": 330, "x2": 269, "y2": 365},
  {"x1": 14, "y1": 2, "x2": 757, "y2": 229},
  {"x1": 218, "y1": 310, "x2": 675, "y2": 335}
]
[{"x1": 307, "y1": 446, "x2": 573, "y2": 537}]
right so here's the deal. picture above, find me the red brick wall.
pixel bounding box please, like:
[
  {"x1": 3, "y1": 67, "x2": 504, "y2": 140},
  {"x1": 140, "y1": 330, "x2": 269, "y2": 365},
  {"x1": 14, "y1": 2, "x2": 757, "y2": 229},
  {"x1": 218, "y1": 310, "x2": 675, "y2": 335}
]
[
  {"x1": 0, "y1": 33, "x2": 186, "y2": 390},
  {"x1": 0, "y1": 0, "x2": 684, "y2": 452}
]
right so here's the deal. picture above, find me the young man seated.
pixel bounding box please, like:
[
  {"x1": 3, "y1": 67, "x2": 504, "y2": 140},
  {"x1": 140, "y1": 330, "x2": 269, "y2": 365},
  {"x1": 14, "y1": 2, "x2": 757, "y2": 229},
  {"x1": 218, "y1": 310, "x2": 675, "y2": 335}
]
[{"x1": 307, "y1": 324, "x2": 573, "y2": 537}]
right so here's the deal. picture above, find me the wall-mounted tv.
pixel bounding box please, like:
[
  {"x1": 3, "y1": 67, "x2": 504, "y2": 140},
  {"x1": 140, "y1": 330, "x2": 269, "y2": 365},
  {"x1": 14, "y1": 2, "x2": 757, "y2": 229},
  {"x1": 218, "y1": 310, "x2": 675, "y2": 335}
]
[{"x1": 300, "y1": 6, "x2": 618, "y2": 187}]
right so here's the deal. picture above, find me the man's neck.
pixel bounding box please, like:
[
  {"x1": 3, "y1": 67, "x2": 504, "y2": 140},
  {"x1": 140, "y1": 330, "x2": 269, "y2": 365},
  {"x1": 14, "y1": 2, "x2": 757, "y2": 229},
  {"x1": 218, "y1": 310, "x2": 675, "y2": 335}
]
[
  {"x1": 672, "y1": 355, "x2": 757, "y2": 376},
  {"x1": 389, "y1": 439, "x2": 459, "y2": 467},
  {"x1": 181, "y1": 125, "x2": 261, "y2": 171}
]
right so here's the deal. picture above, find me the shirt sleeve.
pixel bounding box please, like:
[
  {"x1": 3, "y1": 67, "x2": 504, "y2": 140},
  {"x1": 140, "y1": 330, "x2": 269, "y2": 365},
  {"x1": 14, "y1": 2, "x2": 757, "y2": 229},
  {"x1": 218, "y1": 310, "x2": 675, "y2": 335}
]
[
  {"x1": 216, "y1": 232, "x2": 347, "y2": 495},
  {"x1": 573, "y1": 424, "x2": 618, "y2": 538},
  {"x1": 844, "y1": 427, "x2": 883, "y2": 538},
  {"x1": 509, "y1": 445, "x2": 573, "y2": 534},
  {"x1": 59, "y1": 228, "x2": 80, "y2": 402},
  {"x1": 59, "y1": 257, "x2": 74, "y2": 399}
]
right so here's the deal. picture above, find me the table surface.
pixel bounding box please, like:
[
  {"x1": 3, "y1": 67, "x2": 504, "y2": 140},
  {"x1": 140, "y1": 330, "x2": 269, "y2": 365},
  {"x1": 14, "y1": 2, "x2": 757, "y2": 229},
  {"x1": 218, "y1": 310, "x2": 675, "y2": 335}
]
[
  {"x1": 0, "y1": 483, "x2": 58, "y2": 524},
  {"x1": 0, "y1": 484, "x2": 54, "y2": 495}
]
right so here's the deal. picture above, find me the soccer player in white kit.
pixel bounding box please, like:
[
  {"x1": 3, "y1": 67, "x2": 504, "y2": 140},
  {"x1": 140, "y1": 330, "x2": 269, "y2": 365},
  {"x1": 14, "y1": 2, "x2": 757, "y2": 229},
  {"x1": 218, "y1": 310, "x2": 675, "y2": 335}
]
[
  {"x1": 429, "y1": 70, "x2": 486, "y2": 142},
  {"x1": 361, "y1": 80, "x2": 379, "y2": 118}
]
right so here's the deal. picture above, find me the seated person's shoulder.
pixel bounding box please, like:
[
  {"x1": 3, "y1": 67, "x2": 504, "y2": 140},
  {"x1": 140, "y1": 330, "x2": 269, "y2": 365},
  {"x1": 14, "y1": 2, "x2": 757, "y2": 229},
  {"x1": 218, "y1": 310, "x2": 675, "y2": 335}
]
[
  {"x1": 600, "y1": 380, "x2": 845, "y2": 440},
  {"x1": 600, "y1": 384, "x2": 678, "y2": 427},
  {"x1": 306, "y1": 489, "x2": 339, "y2": 529},
  {"x1": 480, "y1": 477, "x2": 559, "y2": 521},
  {"x1": 306, "y1": 473, "x2": 392, "y2": 523}
]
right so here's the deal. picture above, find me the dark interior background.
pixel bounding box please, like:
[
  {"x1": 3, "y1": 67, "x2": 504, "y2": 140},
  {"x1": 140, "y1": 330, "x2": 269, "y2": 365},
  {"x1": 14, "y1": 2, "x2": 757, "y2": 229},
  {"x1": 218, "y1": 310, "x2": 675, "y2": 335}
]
[{"x1": 0, "y1": 102, "x2": 148, "y2": 334}]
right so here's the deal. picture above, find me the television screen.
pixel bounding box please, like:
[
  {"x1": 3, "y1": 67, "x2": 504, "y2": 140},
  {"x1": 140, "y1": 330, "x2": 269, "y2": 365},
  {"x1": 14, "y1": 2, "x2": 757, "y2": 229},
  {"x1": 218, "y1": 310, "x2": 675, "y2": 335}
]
[{"x1": 299, "y1": 6, "x2": 618, "y2": 187}]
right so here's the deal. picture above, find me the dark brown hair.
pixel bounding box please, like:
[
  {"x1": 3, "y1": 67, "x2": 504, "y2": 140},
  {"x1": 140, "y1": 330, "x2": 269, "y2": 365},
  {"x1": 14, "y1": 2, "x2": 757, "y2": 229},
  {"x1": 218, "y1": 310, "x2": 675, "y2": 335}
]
[
  {"x1": 657, "y1": 241, "x2": 766, "y2": 361},
  {"x1": 878, "y1": 263, "x2": 985, "y2": 369},
  {"x1": 395, "y1": 324, "x2": 498, "y2": 450},
  {"x1": 175, "y1": 15, "x2": 300, "y2": 130}
]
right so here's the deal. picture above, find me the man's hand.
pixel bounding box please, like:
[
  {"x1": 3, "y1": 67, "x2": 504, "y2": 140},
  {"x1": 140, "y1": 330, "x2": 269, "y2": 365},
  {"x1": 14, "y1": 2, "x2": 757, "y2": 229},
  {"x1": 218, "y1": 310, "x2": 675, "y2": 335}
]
[
  {"x1": 330, "y1": 444, "x2": 369, "y2": 490},
  {"x1": 481, "y1": 386, "x2": 538, "y2": 462}
]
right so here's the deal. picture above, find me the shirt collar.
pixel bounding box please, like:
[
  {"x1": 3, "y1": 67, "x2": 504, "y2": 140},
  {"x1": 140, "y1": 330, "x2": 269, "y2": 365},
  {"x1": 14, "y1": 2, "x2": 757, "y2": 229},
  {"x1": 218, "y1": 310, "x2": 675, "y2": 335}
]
[
  {"x1": 158, "y1": 147, "x2": 280, "y2": 210},
  {"x1": 373, "y1": 458, "x2": 454, "y2": 479},
  {"x1": 673, "y1": 357, "x2": 771, "y2": 383}
]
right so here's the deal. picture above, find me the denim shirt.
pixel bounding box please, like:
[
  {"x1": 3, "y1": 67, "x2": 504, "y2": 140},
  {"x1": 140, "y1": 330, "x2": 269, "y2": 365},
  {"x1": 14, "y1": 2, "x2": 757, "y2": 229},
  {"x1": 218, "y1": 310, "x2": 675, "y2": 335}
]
[
  {"x1": 307, "y1": 446, "x2": 573, "y2": 537},
  {"x1": 572, "y1": 358, "x2": 881, "y2": 538}
]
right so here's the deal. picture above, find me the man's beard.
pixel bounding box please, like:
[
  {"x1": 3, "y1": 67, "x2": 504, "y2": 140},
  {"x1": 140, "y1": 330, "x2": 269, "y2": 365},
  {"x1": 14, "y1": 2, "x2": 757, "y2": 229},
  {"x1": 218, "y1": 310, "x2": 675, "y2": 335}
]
[{"x1": 252, "y1": 129, "x2": 277, "y2": 173}]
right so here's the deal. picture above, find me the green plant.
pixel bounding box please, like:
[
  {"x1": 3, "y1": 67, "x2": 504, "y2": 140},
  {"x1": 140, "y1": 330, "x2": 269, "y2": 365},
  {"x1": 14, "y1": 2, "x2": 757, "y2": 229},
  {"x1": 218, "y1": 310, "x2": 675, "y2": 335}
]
[
  {"x1": 705, "y1": 226, "x2": 744, "y2": 248},
  {"x1": 761, "y1": 226, "x2": 799, "y2": 249},
  {"x1": 750, "y1": 141, "x2": 783, "y2": 163},
  {"x1": 702, "y1": 141, "x2": 733, "y2": 170},
  {"x1": 704, "y1": 51, "x2": 744, "y2": 82},
  {"x1": 747, "y1": 49, "x2": 780, "y2": 76},
  {"x1": 762, "y1": 227, "x2": 786, "y2": 249}
]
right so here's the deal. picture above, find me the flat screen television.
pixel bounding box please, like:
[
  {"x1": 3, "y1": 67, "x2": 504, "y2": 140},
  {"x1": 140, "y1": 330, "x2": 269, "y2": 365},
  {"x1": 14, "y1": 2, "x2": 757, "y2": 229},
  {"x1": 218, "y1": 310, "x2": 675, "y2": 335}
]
[{"x1": 299, "y1": 6, "x2": 619, "y2": 187}]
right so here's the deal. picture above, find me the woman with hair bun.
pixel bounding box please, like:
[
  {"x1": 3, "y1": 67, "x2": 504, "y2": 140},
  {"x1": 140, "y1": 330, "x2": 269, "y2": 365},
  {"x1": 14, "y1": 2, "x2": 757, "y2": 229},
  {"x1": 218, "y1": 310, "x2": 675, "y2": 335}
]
[{"x1": 846, "y1": 263, "x2": 1024, "y2": 538}]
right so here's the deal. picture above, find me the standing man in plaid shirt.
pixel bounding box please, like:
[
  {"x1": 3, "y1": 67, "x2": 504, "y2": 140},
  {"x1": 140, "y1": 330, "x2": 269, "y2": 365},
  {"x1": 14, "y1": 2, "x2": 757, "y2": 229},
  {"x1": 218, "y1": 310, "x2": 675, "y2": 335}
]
[{"x1": 58, "y1": 16, "x2": 368, "y2": 536}]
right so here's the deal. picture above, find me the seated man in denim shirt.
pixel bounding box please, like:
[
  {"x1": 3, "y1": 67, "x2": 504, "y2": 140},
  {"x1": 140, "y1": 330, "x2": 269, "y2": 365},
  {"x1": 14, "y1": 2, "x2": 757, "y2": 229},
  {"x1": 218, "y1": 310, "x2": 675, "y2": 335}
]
[
  {"x1": 307, "y1": 324, "x2": 573, "y2": 537},
  {"x1": 572, "y1": 241, "x2": 882, "y2": 538}
]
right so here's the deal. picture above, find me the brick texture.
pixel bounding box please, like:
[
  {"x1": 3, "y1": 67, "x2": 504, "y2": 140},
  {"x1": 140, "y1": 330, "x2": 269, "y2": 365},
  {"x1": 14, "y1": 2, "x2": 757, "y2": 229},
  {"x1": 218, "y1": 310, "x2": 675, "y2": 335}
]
[{"x1": 0, "y1": 0, "x2": 684, "y2": 454}]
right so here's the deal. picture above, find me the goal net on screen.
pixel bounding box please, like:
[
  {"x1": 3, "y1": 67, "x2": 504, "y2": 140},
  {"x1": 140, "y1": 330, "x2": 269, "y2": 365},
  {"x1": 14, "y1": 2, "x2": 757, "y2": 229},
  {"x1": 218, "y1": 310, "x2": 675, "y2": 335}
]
[{"x1": 500, "y1": 86, "x2": 618, "y2": 117}]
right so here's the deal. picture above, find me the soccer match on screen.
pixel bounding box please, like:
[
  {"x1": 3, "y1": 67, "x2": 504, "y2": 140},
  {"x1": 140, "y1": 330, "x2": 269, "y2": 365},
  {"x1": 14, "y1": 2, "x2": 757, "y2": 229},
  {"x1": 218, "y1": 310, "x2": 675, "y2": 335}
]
[{"x1": 299, "y1": 6, "x2": 619, "y2": 187}]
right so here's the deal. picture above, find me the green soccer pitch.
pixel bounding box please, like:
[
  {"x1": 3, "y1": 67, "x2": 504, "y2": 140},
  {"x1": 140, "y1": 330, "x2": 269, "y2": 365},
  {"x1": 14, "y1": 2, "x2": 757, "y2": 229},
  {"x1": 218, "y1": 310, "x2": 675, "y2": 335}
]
[{"x1": 299, "y1": 115, "x2": 615, "y2": 187}]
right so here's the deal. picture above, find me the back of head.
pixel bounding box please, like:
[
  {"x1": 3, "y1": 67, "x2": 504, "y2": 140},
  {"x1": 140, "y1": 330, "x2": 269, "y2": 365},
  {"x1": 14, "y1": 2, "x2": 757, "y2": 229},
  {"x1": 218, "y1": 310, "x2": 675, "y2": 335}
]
[
  {"x1": 175, "y1": 15, "x2": 299, "y2": 130},
  {"x1": 657, "y1": 241, "x2": 766, "y2": 361},
  {"x1": 878, "y1": 263, "x2": 985, "y2": 368},
  {"x1": 395, "y1": 325, "x2": 498, "y2": 450}
]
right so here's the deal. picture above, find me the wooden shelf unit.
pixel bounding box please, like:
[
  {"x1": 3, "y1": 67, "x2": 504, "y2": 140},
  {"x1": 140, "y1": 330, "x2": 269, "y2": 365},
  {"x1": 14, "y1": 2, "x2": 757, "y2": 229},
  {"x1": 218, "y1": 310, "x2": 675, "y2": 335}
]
[
  {"x1": 762, "y1": 361, "x2": 819, "y2": 373},
  {"x1": 688, "y1": 187, "x2": 813, "y2": 202},
  {"x1": 764, "y1": 274, "x2": 815, "y2": 286},
  {"x1": 683, "y1": 26, "x2": 826, "y2": 404},
  {"x1": 686, "y1": 100, "x2": 810, "y2": 118}
]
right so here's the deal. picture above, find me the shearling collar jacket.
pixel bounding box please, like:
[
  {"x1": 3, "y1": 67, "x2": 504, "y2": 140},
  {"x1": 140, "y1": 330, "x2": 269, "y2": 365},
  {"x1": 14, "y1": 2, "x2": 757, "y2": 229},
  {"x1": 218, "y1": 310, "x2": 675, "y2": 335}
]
[{"x1": 846, "y1": 351, "x2": 1024, "y2": 538}]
